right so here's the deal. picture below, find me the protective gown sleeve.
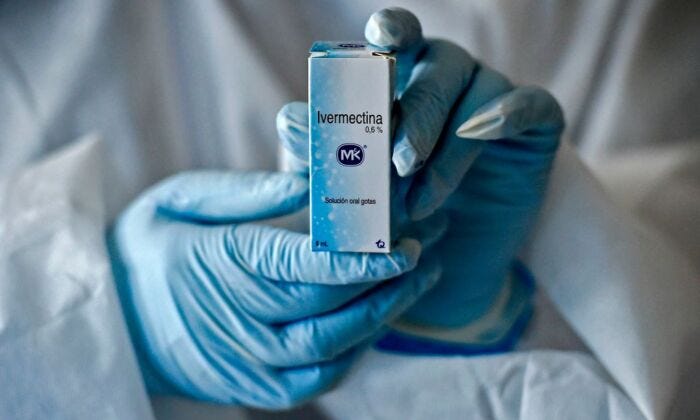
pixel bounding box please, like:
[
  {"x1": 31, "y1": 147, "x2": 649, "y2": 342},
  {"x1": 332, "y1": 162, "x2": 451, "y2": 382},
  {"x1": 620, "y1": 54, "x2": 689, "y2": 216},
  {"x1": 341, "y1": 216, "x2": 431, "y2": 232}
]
[
  {"x1": 523, "y1": 142, "x2": 700, "y2": 420},
  {"x1": 0, "y1": 136, "x2": 154, "y2": 420}
]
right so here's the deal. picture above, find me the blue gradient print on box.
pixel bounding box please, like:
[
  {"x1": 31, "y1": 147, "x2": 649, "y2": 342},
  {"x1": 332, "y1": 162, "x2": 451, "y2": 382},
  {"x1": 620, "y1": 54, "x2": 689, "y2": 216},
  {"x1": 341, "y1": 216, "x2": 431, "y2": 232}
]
[{"x1": 309, "y1": 42, "x2": 394, "y2": 253}]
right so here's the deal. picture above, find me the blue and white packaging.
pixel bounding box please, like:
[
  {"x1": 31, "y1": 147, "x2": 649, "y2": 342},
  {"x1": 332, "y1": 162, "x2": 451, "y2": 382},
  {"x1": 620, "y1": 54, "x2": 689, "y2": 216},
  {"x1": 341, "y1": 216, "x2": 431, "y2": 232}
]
[{"x1": 309, "y1": 41, "x2": 395, "y2": 253}]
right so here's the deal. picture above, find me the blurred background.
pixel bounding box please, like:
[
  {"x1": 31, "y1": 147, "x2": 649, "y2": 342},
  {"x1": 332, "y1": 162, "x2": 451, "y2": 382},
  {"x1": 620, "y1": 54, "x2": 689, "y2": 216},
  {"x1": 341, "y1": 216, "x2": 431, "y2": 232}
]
[{"x1": 1, "y1": 1, "x2": 698, "y2": 419}]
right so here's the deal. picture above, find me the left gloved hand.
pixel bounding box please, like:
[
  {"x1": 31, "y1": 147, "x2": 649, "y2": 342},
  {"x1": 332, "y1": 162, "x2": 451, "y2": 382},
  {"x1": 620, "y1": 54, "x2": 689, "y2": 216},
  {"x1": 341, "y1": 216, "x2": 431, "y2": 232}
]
[
  {"x1": 108, "y1": 170, "x2": 443, "y2": 408},
  {"x1": 277, "y1": 8, "x2": 564, "y2": 336}
]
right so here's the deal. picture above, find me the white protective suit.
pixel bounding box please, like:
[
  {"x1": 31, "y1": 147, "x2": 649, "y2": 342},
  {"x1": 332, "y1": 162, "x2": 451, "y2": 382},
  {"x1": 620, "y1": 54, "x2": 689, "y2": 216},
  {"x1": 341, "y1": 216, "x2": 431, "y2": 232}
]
[{"x1": 1, "y1": 1, "x2": 699, "y2": 419}]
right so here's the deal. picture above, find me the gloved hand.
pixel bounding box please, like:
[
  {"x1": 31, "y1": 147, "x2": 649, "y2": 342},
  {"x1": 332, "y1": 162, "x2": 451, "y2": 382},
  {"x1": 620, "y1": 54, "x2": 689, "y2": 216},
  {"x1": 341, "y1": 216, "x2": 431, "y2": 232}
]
[
  {"x1": 108, "y1": 170, "x2": 444, "y2": 408},
  {"x1": 277, "y1": 8, "x2": 563, "y2": 340}
]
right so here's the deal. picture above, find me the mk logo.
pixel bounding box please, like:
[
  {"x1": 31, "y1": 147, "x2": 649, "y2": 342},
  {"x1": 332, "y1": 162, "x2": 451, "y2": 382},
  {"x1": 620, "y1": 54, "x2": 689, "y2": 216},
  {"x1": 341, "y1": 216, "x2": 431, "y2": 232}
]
[{"x1": 336, "y1": 143, "x2": 364, "y2": 166}]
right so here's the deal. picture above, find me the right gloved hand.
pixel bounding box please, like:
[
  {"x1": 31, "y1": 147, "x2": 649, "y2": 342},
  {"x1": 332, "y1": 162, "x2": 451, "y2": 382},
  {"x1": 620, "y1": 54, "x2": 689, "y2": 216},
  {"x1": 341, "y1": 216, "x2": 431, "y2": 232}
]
[
  {"x1": 108, "y1": 170, "x2": 444, "y2": 409},
  {"x1": 364, "y1": 8, "x2": 563, "y2": 330},
  {"x1": 278, "y1": 8, "x2": 563, "y2": 344}
]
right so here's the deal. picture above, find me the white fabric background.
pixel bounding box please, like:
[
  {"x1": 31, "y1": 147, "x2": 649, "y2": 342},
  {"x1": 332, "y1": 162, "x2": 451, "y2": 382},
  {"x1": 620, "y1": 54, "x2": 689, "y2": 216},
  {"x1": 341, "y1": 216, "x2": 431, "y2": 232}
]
[{"x1": 1, "y1": 1, "x2": 698, "y2": 418}]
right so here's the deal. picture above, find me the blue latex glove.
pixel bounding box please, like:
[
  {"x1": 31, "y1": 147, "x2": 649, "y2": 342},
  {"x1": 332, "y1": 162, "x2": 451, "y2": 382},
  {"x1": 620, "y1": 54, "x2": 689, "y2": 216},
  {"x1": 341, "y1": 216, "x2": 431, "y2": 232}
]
[
  {"x1": 108, "y1": 170, "x2": 444, "y2": 408},
  {"x1": 277, "y1": 8, "x2": 563, "y2": 335}
]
